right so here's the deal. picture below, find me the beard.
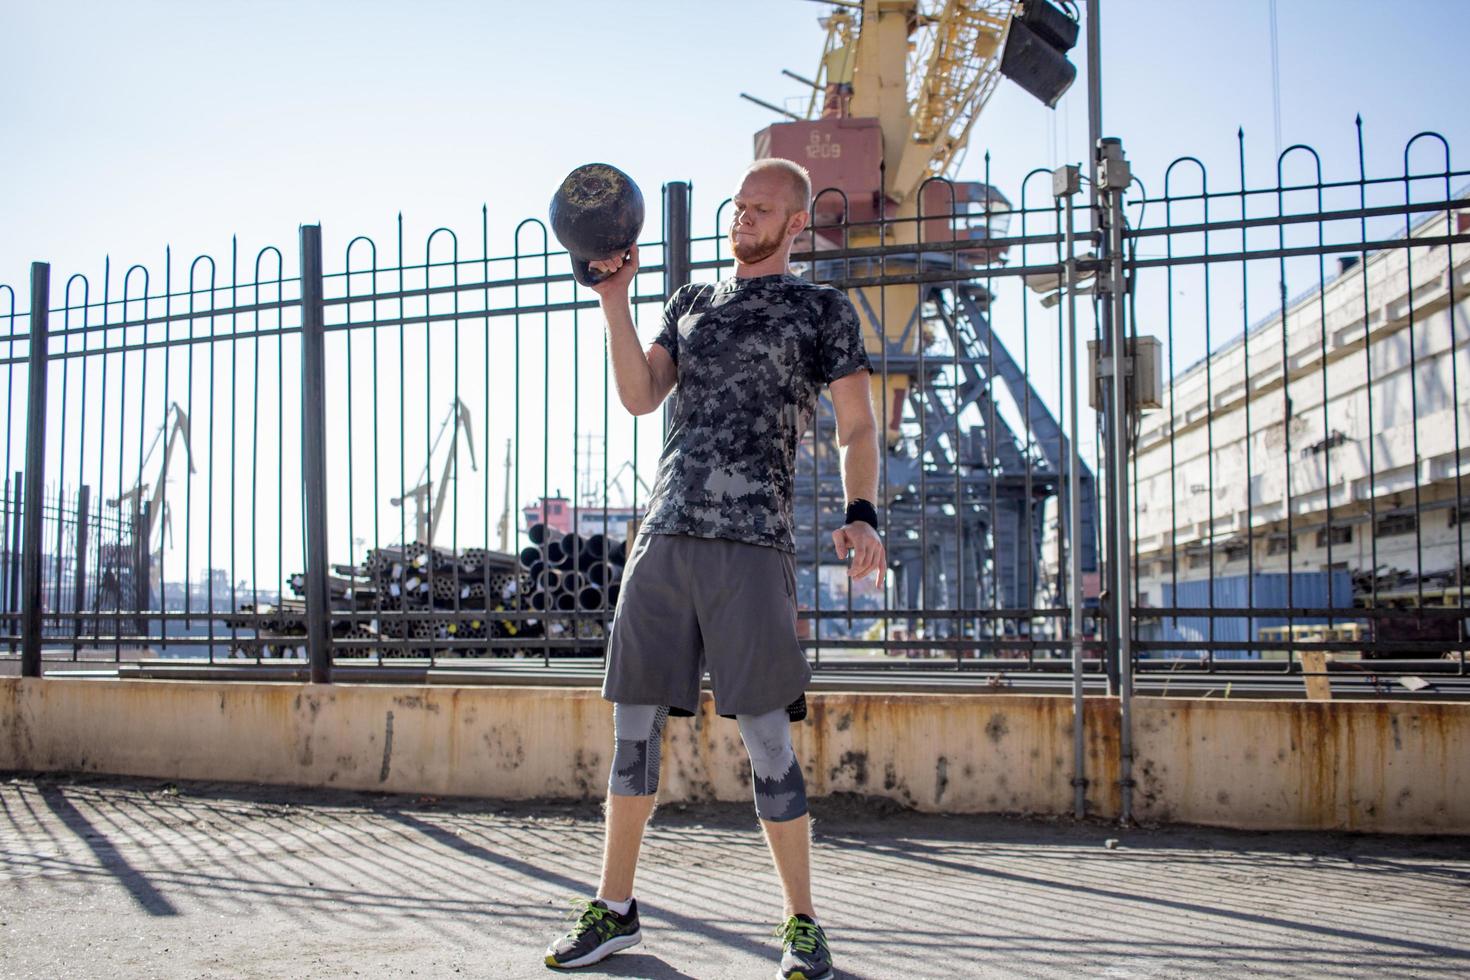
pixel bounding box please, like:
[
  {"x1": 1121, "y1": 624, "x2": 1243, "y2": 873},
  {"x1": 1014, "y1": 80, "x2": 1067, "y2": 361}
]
[{"x1": 729, "y1": 224, "x2": 786, "y2": 264}]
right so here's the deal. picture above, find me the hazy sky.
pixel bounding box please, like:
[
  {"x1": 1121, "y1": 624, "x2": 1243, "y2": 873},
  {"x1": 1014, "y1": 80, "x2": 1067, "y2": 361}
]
[
  {"x1": 4, "y1": 0, "x2": 1466, "y2": 282},
  {"x1": 2, "y1": 0, "x2": 1466, "y2": 587}
]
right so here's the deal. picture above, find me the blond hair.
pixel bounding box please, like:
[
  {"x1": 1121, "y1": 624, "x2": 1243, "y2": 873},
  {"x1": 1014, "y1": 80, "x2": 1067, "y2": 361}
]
[{"x1": 746, "y1": 158, "x2": 812, "y2": 215}]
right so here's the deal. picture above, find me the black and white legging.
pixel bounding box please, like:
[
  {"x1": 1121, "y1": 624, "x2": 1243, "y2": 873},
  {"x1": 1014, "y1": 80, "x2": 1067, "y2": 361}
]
[{"x1": 608, "y1": 703, "x2": 808, "y2": 822}]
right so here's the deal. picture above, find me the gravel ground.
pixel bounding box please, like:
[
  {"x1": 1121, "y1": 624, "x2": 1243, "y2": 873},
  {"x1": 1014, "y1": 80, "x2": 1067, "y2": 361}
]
[{"x1": 1, "y1": 773, "x2": 1466, "y2": 979}]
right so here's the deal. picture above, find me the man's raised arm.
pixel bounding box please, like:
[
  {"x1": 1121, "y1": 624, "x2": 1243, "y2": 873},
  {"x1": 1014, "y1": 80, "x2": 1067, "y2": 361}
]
[
  {"x1": 828, "y1": 370, "x2": 886, "y2": 586},
  {"x1": 589, "y1": 244, "x2": 676, "y2": 416}
]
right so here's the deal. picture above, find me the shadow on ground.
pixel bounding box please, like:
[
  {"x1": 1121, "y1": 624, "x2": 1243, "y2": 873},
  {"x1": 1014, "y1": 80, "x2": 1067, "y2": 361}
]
[{"x1": 1, "y1": 772, "x2": 1466, "y2": 979}]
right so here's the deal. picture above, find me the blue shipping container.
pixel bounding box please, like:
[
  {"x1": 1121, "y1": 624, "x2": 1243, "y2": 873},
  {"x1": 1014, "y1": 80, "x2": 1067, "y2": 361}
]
[{"x1": 1146, "y1": 571, "x2": 1356, "y2": 660}]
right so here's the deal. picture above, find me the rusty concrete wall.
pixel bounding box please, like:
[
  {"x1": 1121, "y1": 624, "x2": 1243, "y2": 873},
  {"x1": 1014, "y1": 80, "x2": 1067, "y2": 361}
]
[
  {"x1": 1131, "y1": 698, "x2": 1469, "y2": 834},
  {"x1": 0, "y1": 679, "x2": 615, "y2": 799},
  {"x1": 1, "y1": 678, "x2": 1464, "y2": 832},
  {"x1": 0, "y1": 679, "x2": 1116, "y2": 814},
  {"x1": 660, "y1": 692, "x2": 1121, "y2": 817}
]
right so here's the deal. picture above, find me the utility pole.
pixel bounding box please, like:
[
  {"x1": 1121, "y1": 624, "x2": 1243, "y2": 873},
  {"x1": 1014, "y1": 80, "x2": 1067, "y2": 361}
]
[
  {"x1": 1083, "y1": 4, "x2": 1137, "y2": 823},
  {"x1": 1098, "y1": 136, "x2": 1136, "y2": 826},
  {"x1": 1084, "y1": 0, "x2": 1121, "y2": 694},
  {"x1": 1086, "y1": 0, "x2": 1102, "y2": 191}
]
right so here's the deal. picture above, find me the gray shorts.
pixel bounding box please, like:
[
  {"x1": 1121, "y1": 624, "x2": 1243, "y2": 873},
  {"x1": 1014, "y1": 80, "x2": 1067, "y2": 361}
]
[{"x1": 602, "y1": 533, "x2": 811, "y2": 717}]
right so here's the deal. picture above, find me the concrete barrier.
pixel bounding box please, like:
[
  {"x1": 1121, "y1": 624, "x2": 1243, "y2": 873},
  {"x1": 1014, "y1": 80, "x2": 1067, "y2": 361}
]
[
  {"x1": 1130, "y1": 698, "x2": 1468, "y2": 833},
  {"x1": 1, "y1": 678, "x2": 1464, "y2": 833}
]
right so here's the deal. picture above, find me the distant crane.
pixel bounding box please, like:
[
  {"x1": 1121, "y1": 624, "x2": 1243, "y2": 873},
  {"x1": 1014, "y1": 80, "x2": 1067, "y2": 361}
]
[
  {"x1": 604, "y1": 460, "x2": 652, "y2": 510},
  {"x1": 575, "y1": 433, "x2": 653, "y2": 511},
  {"x1": 497, "y1": 438, "x2": 512, "y2": 552},
  {"x1": 105, "y1": 401, "x2": 194, "y2": 606},
  {"x1": 392, "y1": 398, "x2": 478, "y2": 547}
]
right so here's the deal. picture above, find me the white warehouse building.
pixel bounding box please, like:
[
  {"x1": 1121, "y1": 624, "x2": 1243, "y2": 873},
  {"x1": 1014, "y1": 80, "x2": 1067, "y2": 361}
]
[{"x1": 1131, "y1": 203, "x2": 1470, "y2": 622}]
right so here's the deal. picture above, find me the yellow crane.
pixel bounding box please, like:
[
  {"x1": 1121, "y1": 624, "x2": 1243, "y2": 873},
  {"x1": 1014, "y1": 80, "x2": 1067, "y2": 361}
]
[
  {"x1": 816, "y1": 0, "x2": 1017, "y2": 208},
  {"x1": 749, "y1": 1, "x2": 1089, "y2": 616},
  {"x1": 764, "y1": 2, "x2": 1064, "y2": 443}
]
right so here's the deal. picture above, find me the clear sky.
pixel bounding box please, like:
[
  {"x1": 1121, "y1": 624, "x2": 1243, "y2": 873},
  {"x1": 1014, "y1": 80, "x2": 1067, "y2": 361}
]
[
  {"x1": 2, "y1": 0, "x2": 1467, "y2": 589},
  {"x1": 5, "y1": 0, "x2": 1466, "y2": 281}
]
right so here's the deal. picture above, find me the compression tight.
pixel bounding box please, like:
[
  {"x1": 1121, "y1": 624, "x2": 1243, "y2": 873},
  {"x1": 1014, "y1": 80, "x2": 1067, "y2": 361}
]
[
  {"x1": 736, "y1": 707, "x2": 808, "y2": 822},
  {"x1": 609, "y1": 703, "x2": 670, "y2": 796},
  {"x1": 607, "y1": 703, "x2": 808, "y2": 823}
]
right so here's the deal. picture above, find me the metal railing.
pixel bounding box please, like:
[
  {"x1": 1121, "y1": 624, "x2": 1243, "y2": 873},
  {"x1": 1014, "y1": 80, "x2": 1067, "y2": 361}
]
[
  {"x1": 3, "y1": 126, "x2": 1467, "y2": 692},
  {"x1": 1116, "y1": 123, "x2": 1470, "y2": 680}
]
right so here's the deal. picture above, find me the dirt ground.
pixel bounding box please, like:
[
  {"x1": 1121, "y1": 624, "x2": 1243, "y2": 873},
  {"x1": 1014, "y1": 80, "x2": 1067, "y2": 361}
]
[{"x1": 0, "y1": 773, "x2": 1466, "y2": 979}]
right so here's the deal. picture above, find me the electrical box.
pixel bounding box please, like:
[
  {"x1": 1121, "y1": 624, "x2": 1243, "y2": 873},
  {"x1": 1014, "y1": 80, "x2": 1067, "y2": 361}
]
[
  {"x1": 1086, "y1": 336, "x2": 1163, "y2": 412},
  {"x1": 1052, "y1": 164, "x2": 1080, "y2": 197}
]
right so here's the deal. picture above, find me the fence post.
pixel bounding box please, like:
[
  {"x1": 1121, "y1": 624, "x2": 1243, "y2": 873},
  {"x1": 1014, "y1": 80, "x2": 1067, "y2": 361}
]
[
  {"x1": 74, "y1": 484, "x2": 90, "y2": 642},
  {"x1": 21, "y1": 262, "x2": 51, "y2": 677},
  {"x1": 662, "y1": 183, "x2": 691, "y2": 435},
  {"x1": 299, "y1": 224, "x2": 332, "y2": 684},
  {"x1": 135, "y1": 501, "x2": 150, "y2": 636},
  {"x1": 1084, "y1": 0, "x2": 1122, "y2": 700},
  {"x1": 8, "y1": 472, "x2": 21, "y2": 634},
  {"x1": 662, "y1": 181, "x2": 691, "y2": 298}
]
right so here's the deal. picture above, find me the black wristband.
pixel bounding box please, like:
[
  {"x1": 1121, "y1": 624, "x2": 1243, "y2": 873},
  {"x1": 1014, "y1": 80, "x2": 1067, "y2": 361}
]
[{"x1": 844, "y1": 498, "x2": 879, "y2": 530}]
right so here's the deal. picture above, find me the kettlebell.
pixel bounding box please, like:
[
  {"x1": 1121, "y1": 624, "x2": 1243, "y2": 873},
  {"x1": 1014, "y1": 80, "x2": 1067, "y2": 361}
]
[{"x1": 549, "y1": 163, "x2": 645, "y2": 287}]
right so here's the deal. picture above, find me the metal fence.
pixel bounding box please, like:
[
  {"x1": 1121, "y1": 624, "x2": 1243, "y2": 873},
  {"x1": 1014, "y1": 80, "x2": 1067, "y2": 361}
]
[
  {"x1": 1117, "y1": 123, "x2": 1469, "y2": 684},
  {"x1": 3, "y1": 127, "x2": 1467, "y2": 692},
  {"x1": 1, "y1": 481, "x2": 138, "y2": 642}
]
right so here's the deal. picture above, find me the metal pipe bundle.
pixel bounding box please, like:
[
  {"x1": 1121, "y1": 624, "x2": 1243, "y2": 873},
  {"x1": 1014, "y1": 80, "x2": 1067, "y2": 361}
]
[
  {"x1": 515, "y1": 526, "x2": 634, "y2": 643},
  {"x1": 258, "y1": 542, "x2": 529, "y2": 658},
  {"x1": 252, "y1": 533, "x2": 620, "y2": 659}
]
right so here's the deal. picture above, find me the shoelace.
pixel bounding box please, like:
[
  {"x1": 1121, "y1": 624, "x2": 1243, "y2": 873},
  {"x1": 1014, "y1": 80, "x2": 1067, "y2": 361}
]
[
  {"x1": 568, "y1": 900, "x2": 614, "y2": 937},
  {"x1": 777, "y1": 917, "x2": 823, "y2": 955}
]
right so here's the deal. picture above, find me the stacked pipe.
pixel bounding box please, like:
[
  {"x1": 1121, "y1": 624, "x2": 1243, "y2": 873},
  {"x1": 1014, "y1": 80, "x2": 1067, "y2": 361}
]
[
  {"x1": 520, "y1": 523, "x2": 628, "y2": 618},
  {"x1": 253, "y1": 543, "x2": 542, "y2": 658},
  {"x1": 222, "y1": 598, "x2": 364, "y2": 659}
]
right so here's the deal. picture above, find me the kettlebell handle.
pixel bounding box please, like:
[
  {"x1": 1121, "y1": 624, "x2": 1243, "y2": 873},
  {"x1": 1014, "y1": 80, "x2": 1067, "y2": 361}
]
[{"x1": 570, "y1": 249, "x2": 631, "y2": 288}]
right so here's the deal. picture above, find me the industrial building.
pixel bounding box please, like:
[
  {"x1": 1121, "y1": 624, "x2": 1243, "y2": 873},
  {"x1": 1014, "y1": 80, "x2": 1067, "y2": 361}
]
[{"x1": 1132, "y1": 203, "x2": 1470, "y2": 649}]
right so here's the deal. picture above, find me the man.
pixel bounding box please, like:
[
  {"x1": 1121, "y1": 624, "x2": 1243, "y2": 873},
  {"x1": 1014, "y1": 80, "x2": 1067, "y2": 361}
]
[{"x1": 544, "y1": 158, "x2": 885, "y2": 980}]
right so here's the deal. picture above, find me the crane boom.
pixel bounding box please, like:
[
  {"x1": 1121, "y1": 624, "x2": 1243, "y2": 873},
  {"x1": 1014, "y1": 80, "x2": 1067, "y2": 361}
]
[
  {"x1": 392, "y1": 399, "x2": 477, "y2": 546},
  {"x1": 497, "y1": 439, "x2": 512, "y2": 552},
  {"x1": 429, "y1": 399, "x2": 478, "y2": 544},
  {"x1": 106, "y1": 401, "x2": 195, "y2": 547},
  {"x1": 895, "y1": 1, "x2": 1015, "y2": 197},
  {"x1": 754, "y1": 1, "x2": 1021, "y2": 452},
  {"x1": 104, "y1": 401, "x2": 194, "y2": 605},
  {"x1": 799, "y1": 1, "x2": 1017, "y2": 206}
]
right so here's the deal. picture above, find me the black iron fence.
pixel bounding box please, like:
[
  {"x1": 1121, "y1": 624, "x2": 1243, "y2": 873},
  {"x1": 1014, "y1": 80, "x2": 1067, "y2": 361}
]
[
  {"x1": 1116, "y1": 123, "x2": 1470, "y2": 682},
  {"x1": 3, "y1": 126, "x2": 1467, "y2": 689},
  {"x1": 0, "y1": 480, "x2": 135, "y2": 644}
]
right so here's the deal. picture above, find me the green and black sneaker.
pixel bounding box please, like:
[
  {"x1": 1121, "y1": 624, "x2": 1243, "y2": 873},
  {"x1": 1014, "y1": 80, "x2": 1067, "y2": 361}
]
[
  {"x1": 775, "y1": 913, "x2": 834, "y2": 980},
  {"x1": 544, "y1": 898, "x2": 642, "y2": 969}
]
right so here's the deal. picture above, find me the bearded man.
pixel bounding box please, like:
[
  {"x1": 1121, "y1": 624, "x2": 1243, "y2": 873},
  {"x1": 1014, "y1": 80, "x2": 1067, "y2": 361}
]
[{"x1": 545, "y1": 159, "x2": 885, "y2": 980}]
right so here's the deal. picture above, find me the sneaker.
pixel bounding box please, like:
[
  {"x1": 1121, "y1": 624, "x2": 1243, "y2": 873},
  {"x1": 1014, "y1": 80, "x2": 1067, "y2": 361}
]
[
  {"x1": 544, "y1": 898, "x2": 642, "y2": 969},
  {"x1": 775, "y1": 913, "x2": 833, "y2": 980}
]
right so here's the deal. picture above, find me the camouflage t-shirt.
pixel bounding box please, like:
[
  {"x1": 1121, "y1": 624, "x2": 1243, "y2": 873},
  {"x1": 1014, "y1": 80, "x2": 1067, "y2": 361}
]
[{"x1": 639, "y1": 272, "x2": 871, "y2": 552}]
